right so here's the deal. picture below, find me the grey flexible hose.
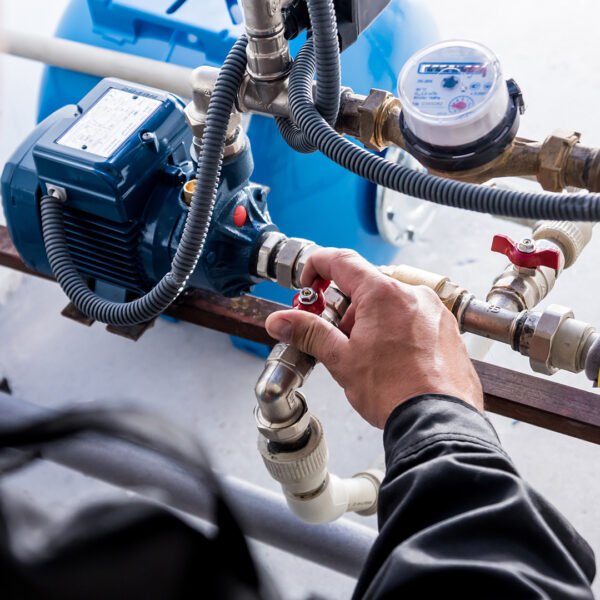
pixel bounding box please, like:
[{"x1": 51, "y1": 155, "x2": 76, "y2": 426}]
[
  {"x1": 288, "y1": 40, "x2": 600, "y2": 221},
  {"x1": 40, "y1": 35, "x2": 249, "y2": 326},
  {"x1": 275, "y1": 0, "x2": 340, "y2": 154}
]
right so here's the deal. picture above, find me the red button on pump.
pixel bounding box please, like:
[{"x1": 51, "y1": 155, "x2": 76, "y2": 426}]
[
  {"x1": 292, "y1": 278, "x2": 331, "y2": 315},
  {"x1": 233, "y1": 205, "x2": 248, "y2": 227}
]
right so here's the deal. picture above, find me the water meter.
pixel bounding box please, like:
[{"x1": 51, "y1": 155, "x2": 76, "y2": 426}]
[{"x1": 397, "y1": 40, "x2": 524, "y2": 171}]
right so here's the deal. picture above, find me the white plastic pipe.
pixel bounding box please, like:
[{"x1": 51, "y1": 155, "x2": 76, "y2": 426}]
[
  {"x1": 284, "y1": 472, "x2": 382, "y2": 524},
  {"x1": 259, "y1": 415, "x2": 383, "y2": 524},
  {"x1": 0, "y1": 29, "x2": 193, "y2": 98}
]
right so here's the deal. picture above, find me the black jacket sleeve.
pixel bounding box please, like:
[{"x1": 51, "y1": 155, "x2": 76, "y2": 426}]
[{"x1": 353, "y1": 395, "x2": 596, "y2": 599}]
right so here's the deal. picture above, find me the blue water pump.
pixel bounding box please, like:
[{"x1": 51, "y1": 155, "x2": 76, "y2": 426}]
[
  {"x1": 37, "y1": 0, "x2": 437, "y2": 303},
  {"x1": 2, "y1": 79, "x2": 274, "y2": 301}
]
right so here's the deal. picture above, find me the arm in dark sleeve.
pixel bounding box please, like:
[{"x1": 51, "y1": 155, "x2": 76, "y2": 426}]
[{"x1": 353, "y1": 395, "x2": 596, "y2": 600}]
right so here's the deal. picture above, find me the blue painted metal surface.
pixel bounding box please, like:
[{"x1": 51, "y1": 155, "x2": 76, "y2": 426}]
[
  {"x1": 3, "y1": 79, "x2": 275, "y2": 300},
  {"x1": 38, "y1": 0, "x2": 437, "y2": 302}
]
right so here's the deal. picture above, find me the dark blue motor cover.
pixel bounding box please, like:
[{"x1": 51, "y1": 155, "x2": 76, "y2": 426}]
[{"x1": 1, "y1": 79, "x2": 276, "y2": 300}]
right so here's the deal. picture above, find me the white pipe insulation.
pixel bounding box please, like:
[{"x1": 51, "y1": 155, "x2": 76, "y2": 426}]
[{"x1": 0, "y1": 29, "x2": 193, "y2": 98}]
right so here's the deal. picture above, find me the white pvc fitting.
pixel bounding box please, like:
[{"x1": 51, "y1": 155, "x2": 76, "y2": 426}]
[{"x1": 284, "y1": 473, "x2": 381, "y2": 524}]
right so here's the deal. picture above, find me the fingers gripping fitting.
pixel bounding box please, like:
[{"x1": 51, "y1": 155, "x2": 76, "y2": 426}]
[{"x1": 266, "y1": 310, "x2": 348, "y2": 367}]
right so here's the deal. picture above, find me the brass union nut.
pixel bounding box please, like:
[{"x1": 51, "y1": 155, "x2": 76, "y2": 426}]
[
  {"x1": 538, "y1": 129, "x2": 581, "y2": 192},
  {"x1": 357, "y1": 89, "x2": 400, "y2": 152}
]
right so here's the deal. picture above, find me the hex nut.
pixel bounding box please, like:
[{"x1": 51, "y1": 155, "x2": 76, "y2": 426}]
[
  {"x1": 538, "y1": 129, "x2": 581, "y2": 192},
  {"x1": 184, "y1": 102, "x2": 207, "y2": 139},
  {"x1": 324, "y1": 285, "x2": 350, "y2": 320},
  {"x1": 292, "y1": 243, "x2": 320, "y2": 288},
  {"x1": 184, "y1": 100, "x2": 242, "y2": 140},
  {"x1": 255, "y1": 231, "x2": 287, "y2": 279},
  {"x1": 357, "y1": 89, "x2": 400, "y2": 152},
  {"x1": 255, "y1": 395, "x2": 312, "y2": 444},
  {"x1": 275, "y1": 238, "x2": 311, "y2": 289},
  {"x1": 529, "y1": 304, "x2": 574, "y2": 375}
]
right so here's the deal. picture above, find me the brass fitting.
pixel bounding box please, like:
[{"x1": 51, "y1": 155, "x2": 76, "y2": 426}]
[
  {"x1": 182, "y1": 180, "x2": 196, "y2": 206},
  {"x1": 357, "y1": 89, "x2": 402, "y2": 152},
  {"x1": 379, "y1": 264, "x2": 467, "y2": 314},
  {"x1": 240, "y1": 0, "x2": 291, "y2": 82},
  {"x1": 527, "y1": 305, "x2": 596, "y2": 375},
  {"x1": 538, "y1": 129, "x2": 582, "y2": 192},
  {"x1": 487, "y1": 237, "x2": 563, "y2": 313}
]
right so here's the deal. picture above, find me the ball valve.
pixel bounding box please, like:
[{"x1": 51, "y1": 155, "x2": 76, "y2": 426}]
[{"x1": 490, "y1": 234, "x2": 561, "y2": 271}]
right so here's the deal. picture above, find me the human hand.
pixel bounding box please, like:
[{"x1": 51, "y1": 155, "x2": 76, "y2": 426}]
[{"x1": 265, "y1": 248, "x2": 483, "y2": 428}]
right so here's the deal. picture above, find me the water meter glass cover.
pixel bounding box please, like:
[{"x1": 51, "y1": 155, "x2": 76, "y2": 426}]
[{"x1": 398, "y1": 40, "x2": 509, "y2": 147}]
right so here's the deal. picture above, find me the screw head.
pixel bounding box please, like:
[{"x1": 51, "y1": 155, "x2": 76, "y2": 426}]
[{"x1": 141, "y1": 131, "x2": 153, "y2": 141}]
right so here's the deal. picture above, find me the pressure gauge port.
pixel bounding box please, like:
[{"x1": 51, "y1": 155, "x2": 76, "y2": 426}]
[{"x1": 397, "y1": 40, "x2": 524, "y2": 171}]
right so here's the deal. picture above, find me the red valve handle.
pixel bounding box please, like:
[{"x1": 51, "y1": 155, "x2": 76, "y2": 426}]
[
  {"x1": 491, "y1": 234, "x2": 561, "y2": 270},
  {"x1": 292, "y1": 278, "x2": 331, "y2": 315}
]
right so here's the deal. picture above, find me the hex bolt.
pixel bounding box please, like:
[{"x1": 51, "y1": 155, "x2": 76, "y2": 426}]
[{"x1": 298, "y1": 288, "x2": 318, "y2": 305}]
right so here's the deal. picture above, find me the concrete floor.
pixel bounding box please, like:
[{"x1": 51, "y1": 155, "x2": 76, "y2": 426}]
[{"x1": 1, "y1": 1, "x2": 600, "y2": 598}]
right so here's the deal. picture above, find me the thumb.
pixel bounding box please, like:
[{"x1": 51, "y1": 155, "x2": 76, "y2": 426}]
[{"x1": 266, "y1": 310, "x2": 348, "y2": 366}]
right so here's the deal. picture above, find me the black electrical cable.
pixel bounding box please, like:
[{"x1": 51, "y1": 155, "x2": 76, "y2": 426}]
[
  {"x1": 287, "y1": 39, "x2": 600, "y2": 221},
  {"x1": 275, "y1": 0, "x2": 340, "y2": 154},
  {"x1": 40, "y1": 35, "x2": 249, "y2": 326}
]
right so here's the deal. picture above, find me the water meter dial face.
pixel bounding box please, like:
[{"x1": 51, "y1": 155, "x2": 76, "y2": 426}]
[
  {"x1": 448, "y1": 95, "x2": 475, "y2": 113},
  {"x1": 398, "y1": 40, "x2": 509, "y2": 147}
]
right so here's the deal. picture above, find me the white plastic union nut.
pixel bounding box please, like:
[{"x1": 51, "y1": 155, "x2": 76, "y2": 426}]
[
  {"x1": 257, "y1": 416, "x2": 328, "y2": 492},
  {"x1": 533, "y1": 221, "x2": 594, "y2": 269}
]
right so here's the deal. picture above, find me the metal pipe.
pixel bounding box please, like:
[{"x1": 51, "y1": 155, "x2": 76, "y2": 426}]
[
  {"x1": 460, "y1": 298, "x2": 519, "y2": 345},
  {"x1": 240, "y1": 0, "x2": 291, "y2": 81},
  {"x1": 0, "y1": 30, "x2": 193, "y2": 98},
  {"x1": 169, "y1": 67, "x2": 600, "y2": 195},
  {"x1": 0, "y1": 394, "x2": 375, "y2": 577},
  {"x1": 380, "y1": 262, "x2": 599, "y2": 380}
]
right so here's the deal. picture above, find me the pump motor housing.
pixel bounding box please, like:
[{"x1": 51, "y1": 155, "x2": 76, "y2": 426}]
[{"x1": 1, "y1": 78, "x2": 276, "y2": 301}]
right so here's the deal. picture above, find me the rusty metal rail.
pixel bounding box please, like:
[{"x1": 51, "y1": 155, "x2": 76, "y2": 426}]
[{"x1": 1, "y1": 225, "x2": 599, "y2": 444}]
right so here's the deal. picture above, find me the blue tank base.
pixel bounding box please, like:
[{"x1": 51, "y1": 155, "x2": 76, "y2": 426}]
[
  {"x1": 230, "y1": 336, "x2": 272, "y2": 359},
  {"x1": 160, "y1": 314, "x2": 180, "y2": 324}
]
